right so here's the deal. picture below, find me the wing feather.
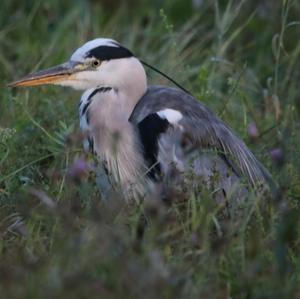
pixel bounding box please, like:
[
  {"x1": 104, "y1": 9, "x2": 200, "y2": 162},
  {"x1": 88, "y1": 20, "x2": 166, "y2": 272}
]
[{"x1": 130, "y1": 85, "x2": 274, "y2": 190}]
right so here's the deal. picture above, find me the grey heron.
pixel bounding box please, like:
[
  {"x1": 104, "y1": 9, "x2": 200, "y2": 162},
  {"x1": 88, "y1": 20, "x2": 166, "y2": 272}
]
[{"x1": 9, "y1": 38, "x2": 274, "y2": 200}]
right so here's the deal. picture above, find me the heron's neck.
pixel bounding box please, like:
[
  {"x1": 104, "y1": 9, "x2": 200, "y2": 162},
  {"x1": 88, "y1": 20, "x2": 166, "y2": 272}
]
[
  {"x1": 112, "y1": 57, "x2": 148, "y2": 116},
  {"x1": 79, "y1": 58, "x2": 148, "y2": 194},
  {"x1": 80, "y1": 86, "x2": 148, "y2": 196},
  {"x1": 80, "y1": 56, "x2": 148, "y2": 133}
]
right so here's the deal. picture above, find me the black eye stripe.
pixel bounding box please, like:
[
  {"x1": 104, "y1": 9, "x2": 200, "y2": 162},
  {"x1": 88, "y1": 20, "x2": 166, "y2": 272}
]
[{"x1": 85, "y1": 46, "x2": 134, "y2": 60}]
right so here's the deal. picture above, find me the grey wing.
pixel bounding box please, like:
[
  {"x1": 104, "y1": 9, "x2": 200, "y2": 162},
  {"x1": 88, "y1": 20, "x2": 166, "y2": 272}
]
[{"x1": 130, "y1": 86, "x2": 274, "y2": 194}]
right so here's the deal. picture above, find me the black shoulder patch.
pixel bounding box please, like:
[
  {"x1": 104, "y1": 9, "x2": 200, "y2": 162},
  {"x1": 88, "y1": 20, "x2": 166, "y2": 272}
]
[
  {"x1": 137, "y1": 113, "x2": 169, "y2": 180},
  {"x1": 85, "y1": 46, "x2": 133, "y2": 60}
]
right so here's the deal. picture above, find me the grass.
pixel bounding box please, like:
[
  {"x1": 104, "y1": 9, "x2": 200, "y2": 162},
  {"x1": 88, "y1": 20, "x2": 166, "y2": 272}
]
[{"x1": 1, "y1": 0, "x2": 300, "y2": 298}]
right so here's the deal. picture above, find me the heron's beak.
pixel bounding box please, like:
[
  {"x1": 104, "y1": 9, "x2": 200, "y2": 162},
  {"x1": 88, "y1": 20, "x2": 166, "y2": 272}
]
[{"x1": 8, "y1": 61, "x2": 81, "y2": 87}]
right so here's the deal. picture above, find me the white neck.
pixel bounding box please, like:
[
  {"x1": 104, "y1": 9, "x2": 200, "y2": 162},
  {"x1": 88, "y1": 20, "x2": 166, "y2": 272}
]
[
  {"x1": 79, "y1": 58, "x2": 148, "y2": 197},
  {"x1": 110, "y1": 57, "x2": 147, "y2": 113}
]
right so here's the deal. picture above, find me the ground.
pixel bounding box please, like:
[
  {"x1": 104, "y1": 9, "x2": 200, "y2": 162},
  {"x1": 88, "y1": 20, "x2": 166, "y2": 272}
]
[{"x1": 1, "y1": 1, "x2": 300, "y2": 298}]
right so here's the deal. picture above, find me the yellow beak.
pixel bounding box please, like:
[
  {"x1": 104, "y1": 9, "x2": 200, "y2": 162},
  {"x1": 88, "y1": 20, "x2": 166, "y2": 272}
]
[{"x1": 8, "y1": 62, "x2": 79, "y2": 88}]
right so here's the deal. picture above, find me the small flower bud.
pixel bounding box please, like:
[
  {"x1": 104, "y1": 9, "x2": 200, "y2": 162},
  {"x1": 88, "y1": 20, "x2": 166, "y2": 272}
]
[
  {"x1": 67, "y1": 157, "x2": 90, "y2": 182},
  {"x1": 248, "y1": 122, "x2": 259, "y2": 140},
  {"x1": 269, "y1": 148, "x2": 284, "y2": 166}
]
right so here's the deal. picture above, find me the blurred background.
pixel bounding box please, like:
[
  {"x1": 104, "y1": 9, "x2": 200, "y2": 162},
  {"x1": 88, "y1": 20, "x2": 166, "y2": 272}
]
[{"x1": 1, "y1": 1, "x2": 300, "y2": 298}]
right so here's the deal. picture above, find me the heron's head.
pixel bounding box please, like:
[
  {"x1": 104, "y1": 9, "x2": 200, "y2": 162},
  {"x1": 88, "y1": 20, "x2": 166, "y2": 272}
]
[{"x1": 9, "y1": 38, "x2": 147, "y2": 91}]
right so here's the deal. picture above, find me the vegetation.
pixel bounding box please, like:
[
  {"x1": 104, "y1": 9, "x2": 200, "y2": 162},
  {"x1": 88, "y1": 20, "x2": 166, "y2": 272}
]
[{"x1": 1, "y1": 0, "x2": 300, "y2": 298}]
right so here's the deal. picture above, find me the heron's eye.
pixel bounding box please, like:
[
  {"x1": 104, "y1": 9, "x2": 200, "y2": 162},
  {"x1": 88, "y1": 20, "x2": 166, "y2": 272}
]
[{"x1": 92, "y1": 59, "x2": 101, "y2": 68}]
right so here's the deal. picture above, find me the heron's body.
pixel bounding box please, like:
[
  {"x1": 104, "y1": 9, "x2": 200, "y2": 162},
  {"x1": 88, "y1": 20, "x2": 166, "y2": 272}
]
[
  {"x1": 79, "y1": 82, "x2": 269, "y2": 199},
  {"x1": 9, "y1": 38, "x2": 274, "y2": 200}
]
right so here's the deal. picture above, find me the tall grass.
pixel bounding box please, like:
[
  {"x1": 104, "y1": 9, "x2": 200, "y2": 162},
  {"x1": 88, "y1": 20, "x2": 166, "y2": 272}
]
[{"x1": 1, "y1": 0, "x2": 300, "y2": 298}]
